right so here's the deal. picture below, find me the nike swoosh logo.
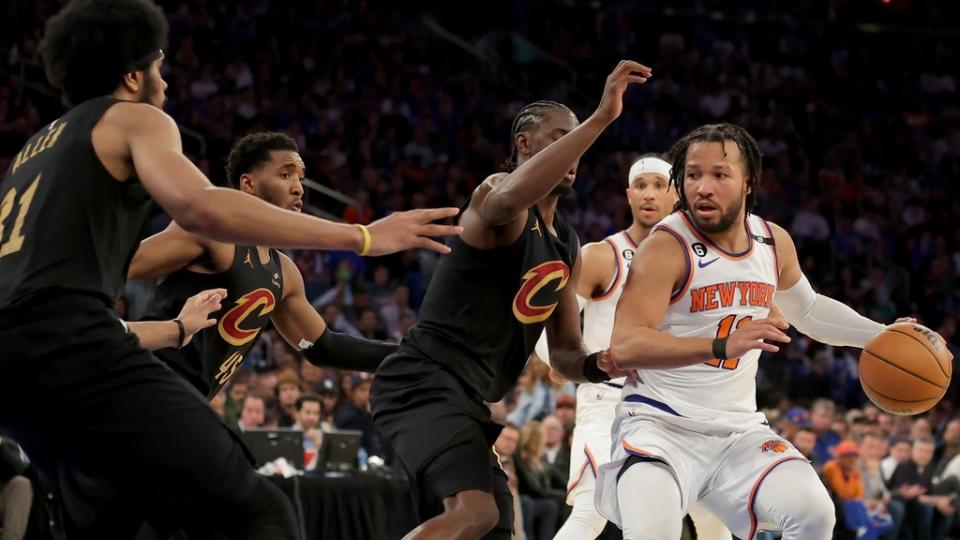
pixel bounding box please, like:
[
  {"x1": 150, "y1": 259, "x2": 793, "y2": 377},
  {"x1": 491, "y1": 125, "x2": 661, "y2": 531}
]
[{"x1": 698, "y1": 257, "x2": 719, "y2": 268}]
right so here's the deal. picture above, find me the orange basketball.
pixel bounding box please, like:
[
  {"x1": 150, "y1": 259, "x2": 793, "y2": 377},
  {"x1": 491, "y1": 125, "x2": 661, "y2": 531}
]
[{"x1": 860, "y1": 322, "x2": 952, "y2": 416}]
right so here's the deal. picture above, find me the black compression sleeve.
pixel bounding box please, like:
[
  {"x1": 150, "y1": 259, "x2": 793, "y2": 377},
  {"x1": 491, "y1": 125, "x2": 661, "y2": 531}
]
[{"x1": 301, "y1": 329, "x2": 398, "y2": 372}]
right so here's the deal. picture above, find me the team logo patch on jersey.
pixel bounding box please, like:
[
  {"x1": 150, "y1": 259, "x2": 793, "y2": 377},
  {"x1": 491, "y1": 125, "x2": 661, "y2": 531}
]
[
  {"x1": 513, "y1": 261, "x2": 570, "y2": 324},
  {"x1": 760, "y1": 439, "x2": 789, "y2": 453},
  {"x1": 218, "y1": 288, "x2": 277, "y2": 346}
]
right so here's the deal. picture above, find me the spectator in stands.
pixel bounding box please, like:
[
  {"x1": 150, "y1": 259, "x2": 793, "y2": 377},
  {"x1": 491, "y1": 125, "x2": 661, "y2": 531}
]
[
  {"x1": 859, "y1": 433, "x2": 905, "y2": 540},
  {"x1": 889, "y1": 436, "x2": 955, "y2": 540},
  {"x1": 507, "y1": 359, "x2": 554, "y2": 426},
  {"x1": 515, "y1": 421, "x2": 563, "y2": 540},
  {"x1": 357, "y1": 308, "x2": 388, "y2": 341},
  {"x1": 237, "y1": 393, "x2": 265, "y2": 432},
  {"x1": 553, "y1": 395, "x2": 576, "y2": 431},
  {"x1": 494, "y1": 423, "x2": 523, "y2": 540},
  {"x1": 812, "y1": 398, "x2": 843, "y2": 464},
  {"x1": 0, "y1": 438, "x2": 31, "y2": 540},
  {"x1": 541, "y1": 415, "x2": 569, "y2": 491},
  {"x1": 293, "y1": 394, "x2": 323, "y2": 472},
  {"x1": 223, "y1": 367, "x2": 253, "y2": 426},
  {"x1": 316, "y1": 379, "x2": 339, "y2": 430},
  {"x1": 300, "y1": 360, "x2": 325, "y2": 391},
  {"x1": 882, "y1": 438, "x2": 912, "y2": 484},
  {"x1": 779, "y1": 406, "x2": 812, "y2": 443},
  {"x1": 824, "y1": 440, "x2": 895, "y2": 539},
  {"x1": 380, "y1": 285, "x2": 416, "y2": 340},
  {"x1": 791, "y1": 427, "x2": 822, "y2": 472},
  {"x1": 275, "y1": 369, "x2": 302, "y2": 427},
  {"x1": 334, "y1": 375, "x2": 390, "y2": 461}
]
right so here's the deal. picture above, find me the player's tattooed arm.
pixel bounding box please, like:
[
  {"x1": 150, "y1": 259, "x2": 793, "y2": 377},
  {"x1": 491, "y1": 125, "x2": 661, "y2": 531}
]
[
  {"x1": 125, "y1": 288, "x2": 226, "y2": 350},
  {"x1": 271, "y1": 254, "x2": 396, "y2": 372},
  {"x1": 610, "y1": 231, "x2": 789, "y2": 370},
  {"x1": 474, "y1": 61, "x2": 652, "y2": 227}
]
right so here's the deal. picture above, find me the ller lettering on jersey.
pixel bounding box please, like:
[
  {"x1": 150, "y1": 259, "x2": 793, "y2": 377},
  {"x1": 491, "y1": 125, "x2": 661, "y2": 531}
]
[{"x1": 689, "y1": 281, "x2": 775, "y2": 313}]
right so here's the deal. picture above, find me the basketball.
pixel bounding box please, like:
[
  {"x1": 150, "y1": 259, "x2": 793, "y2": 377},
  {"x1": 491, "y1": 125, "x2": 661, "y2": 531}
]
[{"x1": 860, "y1": 322, "x2": 953, "y2": 416}]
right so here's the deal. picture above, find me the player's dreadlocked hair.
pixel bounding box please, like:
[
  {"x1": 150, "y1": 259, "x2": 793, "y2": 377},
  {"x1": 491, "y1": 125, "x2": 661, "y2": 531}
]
[
  {"x1": 225, "y1": 132, "x2": 299, "y2": 188},
  {"x1": 38, "y1": 0, "x2": 169, "y2": 107},
  {"x1": 666, "y1": 123, "x2": 763, "y2": 213},
  {"x1": 503, "y1": 100, "x2": 574, "y2": 172}
]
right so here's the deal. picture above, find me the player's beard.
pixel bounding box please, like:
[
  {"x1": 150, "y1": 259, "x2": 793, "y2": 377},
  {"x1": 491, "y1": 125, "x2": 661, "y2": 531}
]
[
  {"x1": 139, "y1": 75, "x2": 166, "y2": 108},
  {"x1": 691, "y1": 191, "x2": 744, "y2": 234},
  {"x1": 551, "y1": 178, "x2": 574, "y2": 198}
]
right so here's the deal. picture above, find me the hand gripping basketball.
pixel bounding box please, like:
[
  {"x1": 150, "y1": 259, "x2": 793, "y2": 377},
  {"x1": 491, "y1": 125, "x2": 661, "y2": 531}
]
[
  {"x1": 593, "y1": 60, "x2": 653, "y2": 125},
  {"x1": 724, "y1": 318, "x2": 791, "y2": 358},
  {"x1": 364, "y1": 207, "x2": 463, "y2": 256}
]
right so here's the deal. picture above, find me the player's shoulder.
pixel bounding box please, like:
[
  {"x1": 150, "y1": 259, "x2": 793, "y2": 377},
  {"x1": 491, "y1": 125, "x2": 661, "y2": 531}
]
[
  {"x1": 757, "y1": 218, "x2": 793, "y2": 246},
  {"x1": 581, "y1": 238, "x2": 617, "y2": 261},
  {"x1": 102, "y1": 101, "x2": 177, "y2": 134}
]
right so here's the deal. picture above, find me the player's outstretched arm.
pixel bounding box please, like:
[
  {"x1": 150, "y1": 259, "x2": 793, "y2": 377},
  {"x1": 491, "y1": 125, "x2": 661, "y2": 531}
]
[
  {"x1": 475, "y1": 61, "x2": 652, "y2": 226},
  {"x1": 122, "y1": 103, "x2": 461, "y2": 255},
  {"x1": 127, "y1": 222, "x2": 210, "y2": 280},
  {"x1": 270, "y1": 254, "x2": 397, "y2": 372},
  {"x1": 125, "y1": 288, "x2": 226, "y2": 350},
  {"x1": 769, "y1": 223, "x2": 887, "y2": 348},
  {"x1": 609, "y1": 231, "x2": 790, "y2": 370}
]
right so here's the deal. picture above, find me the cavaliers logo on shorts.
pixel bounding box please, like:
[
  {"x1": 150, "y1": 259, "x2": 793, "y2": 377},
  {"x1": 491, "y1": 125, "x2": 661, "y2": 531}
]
[{"x1": 760, "y1": 439, "x2": 789, "y2": 453}]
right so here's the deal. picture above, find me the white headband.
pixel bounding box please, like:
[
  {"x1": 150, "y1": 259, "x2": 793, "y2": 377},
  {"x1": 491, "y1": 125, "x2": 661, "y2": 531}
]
[{"x1": 628, "y1": 157, "x2": 672, "y2": 186}]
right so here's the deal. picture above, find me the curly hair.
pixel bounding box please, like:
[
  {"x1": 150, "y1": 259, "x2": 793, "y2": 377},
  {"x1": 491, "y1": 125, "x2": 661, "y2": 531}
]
[
  {"x1": 225, "y1": 132, "x2": 300, "y2": 187},
  {"x1": 38, "y1": 0, "x2": 168, "y2": 106},
  {"x1": 666, "y1": 123, "x2": 763, "y2": 213}
]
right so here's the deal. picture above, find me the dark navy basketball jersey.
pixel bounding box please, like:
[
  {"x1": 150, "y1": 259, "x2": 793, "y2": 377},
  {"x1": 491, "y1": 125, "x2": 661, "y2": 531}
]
[
  {"x1": 145, "y1": 245, "x2": 284, "y2": 398},
  {"x1": 0, "y1": 97, "x2": 152, "y2": 307},
  {"x1": 402, "y1": 205, "x2": 579, "y2": 402}
]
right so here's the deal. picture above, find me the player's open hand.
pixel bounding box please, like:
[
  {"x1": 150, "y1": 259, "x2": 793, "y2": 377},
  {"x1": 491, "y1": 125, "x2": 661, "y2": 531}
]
[
  {"x1": 726, "y1": 318, "x2": 791, "y2": 358},
  {"x1": 365, "y1": 208, "x2": 463, "y2": 256},
  {"x1": 593, "y1": 60, "x2": 652, "y2": 125},
  {"x1": 177, "y1": 288, "x2": 227, "y2": 347}
]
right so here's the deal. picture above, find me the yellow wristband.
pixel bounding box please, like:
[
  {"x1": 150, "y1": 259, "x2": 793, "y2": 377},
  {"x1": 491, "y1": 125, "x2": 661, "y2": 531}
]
[{"x1": 356, "y1": 224, "x2": 372, "y2": 256}]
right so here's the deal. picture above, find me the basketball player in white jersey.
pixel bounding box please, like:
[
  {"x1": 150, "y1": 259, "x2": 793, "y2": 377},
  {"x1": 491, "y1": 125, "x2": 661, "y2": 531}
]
[
  {"x1": 593, "y1": 123, "x2": 925, "y2": 540},
  {"x1": 539, "y1": 155, "x2": 731, "y2": 540}
]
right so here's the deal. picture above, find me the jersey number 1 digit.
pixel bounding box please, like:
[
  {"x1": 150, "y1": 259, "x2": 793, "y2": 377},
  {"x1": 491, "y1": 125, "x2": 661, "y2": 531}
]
[
  {"x1": 0, "y1": 174, "x2": 41, "y2": 258},
  {"x1": 705, "y1": 314, "x2": 752, "y2": 370}
]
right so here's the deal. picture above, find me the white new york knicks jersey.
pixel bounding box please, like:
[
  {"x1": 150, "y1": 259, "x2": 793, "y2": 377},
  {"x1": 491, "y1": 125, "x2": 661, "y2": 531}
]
[
  {"x1": 582, "y1": 230, "x2": 638, "y2": 360},
  {"x1": 620, "y1": 211, "x2": 779, "y2": 433}
]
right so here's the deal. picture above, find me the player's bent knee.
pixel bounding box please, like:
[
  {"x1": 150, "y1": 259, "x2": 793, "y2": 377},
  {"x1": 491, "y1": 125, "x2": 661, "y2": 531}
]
[
  {"x1": 794, "y1": 489, "x2": 835, "y2": 536},
  {"x1": 445, "y1": 490, "x2": 500, "y2": 536}
]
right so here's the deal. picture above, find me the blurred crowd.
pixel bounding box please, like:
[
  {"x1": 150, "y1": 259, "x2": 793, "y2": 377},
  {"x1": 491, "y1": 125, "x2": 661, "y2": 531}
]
[{"x1": 2, "y1": 0, "x2": 960, "y2": 539}]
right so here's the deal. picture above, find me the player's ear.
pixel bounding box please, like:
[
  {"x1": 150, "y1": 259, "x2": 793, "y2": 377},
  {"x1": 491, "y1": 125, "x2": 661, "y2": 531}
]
[
  {"x1": 120, "y1": 71, "x2": 142, "y2": 94},
  {"x1": 515, "y1": 130, "x2": 532, "y2": 158},
  {"x1": 238, "y1": 173, "x2": 257, "y2": 195}
]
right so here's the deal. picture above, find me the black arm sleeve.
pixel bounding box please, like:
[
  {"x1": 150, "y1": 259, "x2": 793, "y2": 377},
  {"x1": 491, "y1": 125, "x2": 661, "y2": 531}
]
[{"x1": 302, "y1": 329, "x2": 398, "y2": 372}]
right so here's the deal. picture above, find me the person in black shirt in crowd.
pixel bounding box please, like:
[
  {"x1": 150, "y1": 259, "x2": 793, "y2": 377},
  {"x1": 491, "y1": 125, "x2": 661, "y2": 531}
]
[{"x1": 889, "y1": 436, "x2": 955, "y2": 540}]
